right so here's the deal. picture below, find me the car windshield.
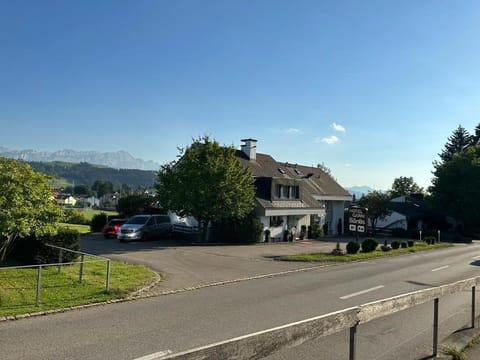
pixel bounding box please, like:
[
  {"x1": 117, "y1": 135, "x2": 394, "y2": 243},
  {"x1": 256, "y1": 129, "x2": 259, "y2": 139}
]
[{"x1": 126, "y1": 216, "x2": 149, "y2": 225}]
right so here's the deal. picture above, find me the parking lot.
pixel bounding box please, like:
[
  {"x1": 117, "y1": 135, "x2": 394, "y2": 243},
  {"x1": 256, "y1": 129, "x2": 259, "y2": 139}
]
[{"x1": 80, "y1": 234, "x2": 340, "y2": 294}]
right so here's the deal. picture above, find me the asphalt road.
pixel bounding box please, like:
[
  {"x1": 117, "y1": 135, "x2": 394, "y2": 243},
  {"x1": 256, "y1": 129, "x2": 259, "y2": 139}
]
[{"x1": 2, "y1": 242, "x2": 480, "y2": 359}]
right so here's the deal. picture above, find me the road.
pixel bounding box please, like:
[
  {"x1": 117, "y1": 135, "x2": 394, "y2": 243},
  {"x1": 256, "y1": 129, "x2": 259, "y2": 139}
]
[{"x1": 1, "y1": 242, "x2": 480, "y2": 359}]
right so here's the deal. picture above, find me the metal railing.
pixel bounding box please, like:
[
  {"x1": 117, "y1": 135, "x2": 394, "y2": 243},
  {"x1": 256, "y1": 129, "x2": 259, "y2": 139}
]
[
  {"x1": 0, "y1": 244, "x2": 111, "y2": 307},
  {"x1": 162, "y1": 276, "x2": 480, "y2": 360}
]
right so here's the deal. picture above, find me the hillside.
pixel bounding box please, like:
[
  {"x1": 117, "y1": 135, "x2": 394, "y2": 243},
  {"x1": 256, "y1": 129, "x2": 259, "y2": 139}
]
[{"x1": 27, "y1": 161, "x2": 156, "y2": 188}]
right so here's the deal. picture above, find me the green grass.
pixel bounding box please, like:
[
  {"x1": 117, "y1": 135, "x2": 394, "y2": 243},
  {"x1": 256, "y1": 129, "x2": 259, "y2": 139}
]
[
  {"x1": 0, "y1": 257, "x2": 157, "y2": 317},
  {"x1": 81, "y1": 209, "x2": 118, "y2": 221},
  {"x1": 58, "y1": 223, "x2": 91, "y2": 234},
  {"x1": 278, "y1": 242, "x2": 452, "y2": 262}
]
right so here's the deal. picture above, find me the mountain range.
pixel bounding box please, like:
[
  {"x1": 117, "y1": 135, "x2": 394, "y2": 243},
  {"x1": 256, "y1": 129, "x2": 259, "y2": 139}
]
[
  {"x1": 344, "y1": 186, "x2": 375, "y2": 199},
  {"x1": 0, "y1": 147, "x2": 160, "y2": 170}
]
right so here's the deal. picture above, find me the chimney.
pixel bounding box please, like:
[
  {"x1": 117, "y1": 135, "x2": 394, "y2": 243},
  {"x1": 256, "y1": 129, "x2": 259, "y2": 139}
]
[{"x1": 241, "y1": 138, "x2": 257, "y2": 161}]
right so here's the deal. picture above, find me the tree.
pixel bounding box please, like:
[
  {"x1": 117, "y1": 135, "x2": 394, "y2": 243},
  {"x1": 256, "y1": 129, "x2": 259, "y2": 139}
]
[
  {"x1": 472, "y1": 122, "x2": 480, "y2": 145},
  {"x1": 0, "y1": 158, "x2": 62, "y2": 260},
  {"x1": 357, "y1": 190, "x2": 391, "y2": 234},
  {"x1": 389, "y1": 176, "x2": 424, "y2": 198},
  {"x1": 92, "y1": 180, "x2": 114, "y2": 198},
  {"x1": 155, "y1": 136, "x2": 255, "y2": 241},
  {"x1": 437, "y1": 125, "x2": 472, "y2": 164},
  {"x1": 116, "y1": 193, "x2": 153, "y2": 217},
  {"x1": 317, "y1": 162, "x2": 337, "y2": 181},
  {"x1": 429, "y1": 145, "x2": 480, "y2": 232}
]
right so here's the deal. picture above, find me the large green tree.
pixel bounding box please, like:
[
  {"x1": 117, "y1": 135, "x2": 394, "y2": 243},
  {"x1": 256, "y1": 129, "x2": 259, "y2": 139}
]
[
  {"x1": 472, "y1": 122, "x2": 480, "y2": 145},
  {"x1": 155, "y1": 136, "x2": 255, "y2": 241},
  {"x1": 389, "y1": 176, "x2": 424, "y2": 198},
  {"x1": 0, "y1": 158, "x2": 62, "y2": 260},
  {"x1": 357, "y1": 190, "x2": 392, "y2": 234},
  {"x1": 429, "y1": 145, "x2": 480, "y2": 231},
  {"x1": 437, "y1": 125, "x2": 472, "y2": 164}
]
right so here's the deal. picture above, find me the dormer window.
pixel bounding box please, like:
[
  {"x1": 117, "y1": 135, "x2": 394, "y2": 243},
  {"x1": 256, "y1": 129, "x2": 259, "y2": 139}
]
[
  {"x1": 274, "y1": 185, "x2": 300, "y2": 199},
  {"x1": 278, "y1": 168, "x2": 286, "y2": 174}
]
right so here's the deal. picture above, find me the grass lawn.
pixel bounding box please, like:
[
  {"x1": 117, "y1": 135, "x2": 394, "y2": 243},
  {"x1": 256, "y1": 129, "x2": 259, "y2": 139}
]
[
  {"x1": 81, "y1": 209, "x2": 119, "y2": 221},
  {"x1": 58, "y1": 223, "x2": 91, "y2": 234},
  {"x1": 0, "y1": 256, "x2": 157, "y2": 317},
  {"x1": 278, "y1": 242, "x2": 452, "y2": 262}
]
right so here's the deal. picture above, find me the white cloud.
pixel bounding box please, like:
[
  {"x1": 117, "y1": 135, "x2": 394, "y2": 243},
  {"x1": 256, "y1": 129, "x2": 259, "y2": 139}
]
[
  {"x1": 331, "y1": 122, "x2": 346, "y2": 132},
  {"x1": 318, "y1": 135, "x2": 339, "y2": 145},
  {"x1": 286, "y1": 128, "x2": 300, "y2": 134}
]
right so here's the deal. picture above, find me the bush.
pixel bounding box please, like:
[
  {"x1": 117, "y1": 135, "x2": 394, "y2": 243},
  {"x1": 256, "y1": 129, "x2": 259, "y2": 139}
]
[
  {"x1": 210, "y1": 213, "x2": 263, "y2": 243},
  {"x1": 380, "y1": 245, "x2": 391, "y2": 252},
  {"x1": 400, "y1": 241, "x2": 408, "y2": 248},
  {"x1": 91, "y1": 213, "x2": 108, "y2": 232},
  {"x1": 63, "y1": 208, "x2": 89, "y2": 225},
  {"x1": 361, "y1": 238, "x2": 378, "y2": 253},
  {"x1": 391, "y1": 240, "x2": 400, "y2": 249},
  {"x1": 424, "y1": 236, "x2": 436, "y2": 245},
  {"x1": 11, "y1": 229, "x2": 80, "y2": 264},
  {"x1": 407, "y1": 240, "x2": 415, "y2": 247},
  {"x1": 310, "y1": 223, "x2": 323, "y2": 239},
  {"x1": 346, "y1": 241, "x2": 360, "y2": 254}
]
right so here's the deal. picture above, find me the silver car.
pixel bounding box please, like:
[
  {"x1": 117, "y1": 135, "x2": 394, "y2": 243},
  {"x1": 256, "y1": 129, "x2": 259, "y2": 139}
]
[{"x1": 117, "y1": 214, "x2": 172, "y2": 242}]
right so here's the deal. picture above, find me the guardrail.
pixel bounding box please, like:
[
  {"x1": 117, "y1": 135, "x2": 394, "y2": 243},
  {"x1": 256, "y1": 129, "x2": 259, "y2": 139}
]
[
  {"x1": 173, "y1": 223, "x2": 199, "y2": 234},
  {"x1": 0, "y1": 244, "x2": 111, "y2": 307},
  {"x1": 162, "y1": 277, "x2": 479, "y2": 360}
]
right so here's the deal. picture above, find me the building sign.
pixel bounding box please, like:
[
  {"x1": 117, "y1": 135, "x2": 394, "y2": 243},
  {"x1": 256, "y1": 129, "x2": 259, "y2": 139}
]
[{"x1": 348, "y1": 206, "x2": 368, "y2": 234}]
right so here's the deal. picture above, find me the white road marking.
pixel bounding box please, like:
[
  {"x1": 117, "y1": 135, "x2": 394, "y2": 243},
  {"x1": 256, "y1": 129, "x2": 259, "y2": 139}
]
[
  {"x1": 431, "y1": 265, "x2": 450, "y2": 272},
  {"x1": 133, "y1": 350, "x2": 173, "y2": 360},
  {"x1": 340, "y1": 285, "x2": 385, "y2": 300}
]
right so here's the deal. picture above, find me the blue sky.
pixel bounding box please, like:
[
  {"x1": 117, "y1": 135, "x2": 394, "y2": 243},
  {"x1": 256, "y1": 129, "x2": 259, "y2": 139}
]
[{"x1": 2, "y1": 1, "x2": 480, "y2": 190}]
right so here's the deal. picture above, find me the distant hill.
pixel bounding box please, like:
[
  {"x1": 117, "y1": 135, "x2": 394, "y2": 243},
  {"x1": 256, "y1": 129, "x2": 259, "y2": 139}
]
[
  {"x1": 345, "y1": 186, "x2": 375, "y2": 199},
  {"x1": 27, "y1": 161, "x2": 156, "y2": 189},
  {"x1": 0, "y1": 147, "x2": 160, "y2": 171}
]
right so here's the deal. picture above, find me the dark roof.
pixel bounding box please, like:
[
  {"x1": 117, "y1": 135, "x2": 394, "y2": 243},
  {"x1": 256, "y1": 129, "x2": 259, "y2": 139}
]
[
  {"x1": 235, "y1": 150, "x2": 351, "y2": 211},
  {"x1": 235, "y1": 151, "x2": 351, "y2": 198}
]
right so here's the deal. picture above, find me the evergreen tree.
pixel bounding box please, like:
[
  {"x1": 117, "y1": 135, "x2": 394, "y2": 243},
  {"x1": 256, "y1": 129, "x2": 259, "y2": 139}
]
[
  {"x1": 437, "y1": 125, "x2": 472, "y2": 164},
  {"x1": 472, "y1": 122, "x2": 480, "y2": 145}
]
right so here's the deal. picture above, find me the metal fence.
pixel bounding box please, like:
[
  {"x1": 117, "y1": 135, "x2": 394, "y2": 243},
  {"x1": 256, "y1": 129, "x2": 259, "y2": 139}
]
[
  {"x1": 162, "y1": 276, "x2": 480, "y2": 360},
  {"x1": 0, "y1": 244, "x2": 111, "y2": 307}
]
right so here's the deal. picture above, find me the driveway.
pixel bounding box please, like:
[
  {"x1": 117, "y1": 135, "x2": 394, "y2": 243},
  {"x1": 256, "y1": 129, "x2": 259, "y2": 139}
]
[{"x1": 80, "y1": 234, "x2": 341, "y2": 294}]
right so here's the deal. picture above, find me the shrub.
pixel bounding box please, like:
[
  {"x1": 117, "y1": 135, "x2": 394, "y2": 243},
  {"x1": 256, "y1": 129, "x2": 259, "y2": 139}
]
[
  {"x1": 63, "y1": 208, "x2": 89, "y2": 225},
  {"x1": 310, "y1": 223, "x2": 323, "y2": 239},
  {"x1": 424, "y1": 236, "x2": 436, "y2": 245},
  {"x1": 400, "y1": 241, "x2": 408, "y2": 248},
  {"x1": 407, "y1": 240, "x2": 415, "y2": 247},
  {"x1": 391, "y1": 240, "x2": 400, "y2": 249},
  {"x1": 346, "y1": 241, "x2": 360, "y2": 254},
  {"x1": 91, "y1": 213, "x2": 108, "y2": 232},
  {"x1": 11, "y1": 229, "x2": 80, "y2": 264},
  {"x1": 361, "y1": 238, "x2": 378, "y2": 253}
]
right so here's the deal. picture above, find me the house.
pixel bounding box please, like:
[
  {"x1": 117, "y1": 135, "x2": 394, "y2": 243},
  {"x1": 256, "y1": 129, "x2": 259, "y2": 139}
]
[
  {"x1": 235, "y1": 139, "x2": 352, "y2": 239},
  {"x1": 373, "y1": 194, "x2": 453, "y2": 232},
  {"x1": 54, "y1": 194, "x2": 77, "y2": 206}
]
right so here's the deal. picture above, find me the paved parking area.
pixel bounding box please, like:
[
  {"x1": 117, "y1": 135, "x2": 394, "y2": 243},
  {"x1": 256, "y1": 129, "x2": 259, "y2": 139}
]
[{"x1": 80, "y1": 234, "x2": 341, "y2": 294}]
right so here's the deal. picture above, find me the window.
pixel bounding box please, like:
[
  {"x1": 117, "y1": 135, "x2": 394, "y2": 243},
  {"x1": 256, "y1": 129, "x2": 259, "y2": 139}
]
[
  {"x1": 278, "y1": 168, "x2": 286, "y2": 174},
  {"x1": 282, "y1": 185, "x2": 290, "y2": 198},
  {"x1": 270, "y1": 216, "x2": 283, "y2": 227},
  {"x1": 275, "y1": 184, "x2": 282, "y2": 198},
  {"x1": 291, "y1": 186, "x2": 299, "y2": 199}
]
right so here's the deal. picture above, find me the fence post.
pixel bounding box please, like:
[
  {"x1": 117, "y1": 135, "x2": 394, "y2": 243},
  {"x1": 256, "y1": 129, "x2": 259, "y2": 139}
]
[
  {"x1": 437, "y1": 230, "x2": 441, "y2": 243},
  {"x1": 472, "y1": 286, "x2": 476, "y2": 328},
  {"x1": 105, "y1": 259, "x2": 111, "y2": 292},
  {"x1": 433, "y1": 298, "x2": 439, "y2": 357},
  {"x1": 35, "y1": 265, "x2": 42, "y2": 306},
  {"x1": 349, "y1": 324, "x2": 357, "y2": 360},
  {"x1": 57, "y1": 249, "x2": 63, "y2": 273},
  {"x1": 79, "y1": 254, "x2": 85, "y2": 283}
]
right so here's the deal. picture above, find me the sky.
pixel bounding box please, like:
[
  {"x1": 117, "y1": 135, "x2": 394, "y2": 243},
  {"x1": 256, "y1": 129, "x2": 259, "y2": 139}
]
[{"x1": 2, "y1": 1, "x2": 480, "y2": 190}]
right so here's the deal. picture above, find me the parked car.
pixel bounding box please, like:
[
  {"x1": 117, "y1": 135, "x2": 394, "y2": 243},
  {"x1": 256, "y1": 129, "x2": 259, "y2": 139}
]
[
  {"x1": 102, "y1": 219, "x2": 127, "y2": 238},
  {"x1": 117, "y1": 214, "x2": 173, "y2": 242}
]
